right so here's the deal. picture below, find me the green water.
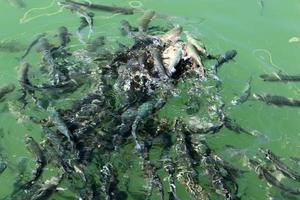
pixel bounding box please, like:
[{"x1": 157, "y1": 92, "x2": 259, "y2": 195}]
[{"x1": 1, "y1": 0, "x2": 300, "y2": 199}]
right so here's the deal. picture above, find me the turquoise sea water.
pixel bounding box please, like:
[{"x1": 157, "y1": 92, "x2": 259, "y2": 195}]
[{"x1": 1, "y1": 0, "x2": 300, "y2": 199}]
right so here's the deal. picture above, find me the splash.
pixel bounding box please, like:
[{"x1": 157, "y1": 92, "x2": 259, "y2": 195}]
[
  {"x1": 129, "y1": 1, "x2": 143, "y2": 9},
  {"x1": 19, "y1": 0, "x2": 63, "y2": 24}
]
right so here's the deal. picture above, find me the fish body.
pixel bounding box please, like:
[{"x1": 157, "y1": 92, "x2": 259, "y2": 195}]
[
  {"x1": 212, "y1": 50, "x2": 237, "y2": 72},
  {"x1": 231, "y1": 77, "x2": 252, "y2": 105},
  {"x1": 224, "y1": 117, "x2": 254, "y2": 136},
  {"x1": 57, "y1": 26, "x2": 71, "y2": 47},
  {"x1": 186, "y1": 42, "x2": 205, "y2": 77},
  {"x1": 139, "y1": 10, "x2": 156, "y2": 32},
  {"x1": 260, "y1": 72, "x2": 300, "y2": 82},
  {"x1": 47, "y1": 105, "x2": 75, "y2": 146},
  {"x1": 62, "y1": 0, "x2": 134, "y2": 14},
  {"x1": 38, "y1": 38, "x2": 62, "y2": 84},
  {"x1": 260, "y1": 149, "x2": 300, "y2": 181},
  {"x1": 8, "y1": 0, "x2": 26, "y2": 8},
  {"x1": 152, "y1": 47, "x2": 169, "y2": 80},
  {"x1": 253, "y1": 93, "x2": 300, "y2": 107},
  {"x1": 160, "y1": 25, "x2": 182, "y2": 43},
  {"x1": 185, "y1": 32, "x2": 209, "y2": 57},
  {"x1": 0, "y1": 83, "x2": 15, "y2": 100},
  {"x1": 249, "y1": 159, "x2": 300, "y2": 195},
  {"x1": 24, "y1": 135, "x2": 46, "y2": 186},
  {"x1": 20, "y1": 33, "x2": 46, "y2": 60}
]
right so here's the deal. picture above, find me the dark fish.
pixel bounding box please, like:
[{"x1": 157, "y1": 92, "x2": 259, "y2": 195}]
[
  {"x1": 18, "y1": 62, "x2": 36, "y2": 107},
  {"x1": 0, "y1": 155, "x2": 7, "y2": 174},
  {"x1": 253, "y1": 93, "x2": 300, "y2": 107},
  {"x1": 138, "y1": 10, "x2": 156, "y2": 32},
  {"x1": 120, "y1": 20, "x2": 138, "y2": 36},
  {"x1": 211, "y1": 49, "x2": 237, "y2": 72},
  {"x1": 231, "y1": 77, "x2": 252, "y2": 105},
  {"x1": 224, "y1": 117, "x2": 255, "y2": 136},
  {"x1": 20, "y1": 33, "x2": 46, "y2": 60},
  {"x1": 260, "y1": 148, "x2": 300, "y2": 181},
  {"x1": 38, "y1": 37, "x2": 62, "y2": 84},
  {"x1": 62, "y1": 0, "x2": 134, "y2": 15},
  {"x1": 152, "y1": 48, "x2": 169, "y2": 80},
  {"x1": 0, "y1": 83, "x2": 15, "y2": 100},
  {"x1": 47, "y1": 105, "x2": 75, "y2": 147},
  {"x1": 58, "y1": 1, "x2": 94, "y2": 39},
  {"x1": 249, "y1": 159, "x2": 300, "y2": 195},
  {"x1": 77, "y1": 12, "x2": 94, "y2": 35},
  {"x1": 86, "y1": 36, "x2": 105, "y2": 52},
  {"x1": 24, "y1": 135, "x2": 46, "y2": 187},
  {"x1": 260, "y1": 72, "x2": 300, "y2": 82},
  {"x1": 0, "y1": 40, "x2": 26, "y2": 52},
  {"x1": 56, "y1": 26, "x2": 71, "y2": 47}
]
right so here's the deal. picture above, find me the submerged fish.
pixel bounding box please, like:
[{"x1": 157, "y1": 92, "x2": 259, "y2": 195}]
[
  {"x1": 47, "y1": 105, "x2": 75, "y2": 146},
  {"x1": 20, "y1": 33, "x2": 46, "y2": 60},
  {"x1": 0, "y1": 83, "x2": 15, "y2": 100},
  {"x1": 62, "y1": 0, "x2": 134, "y2": 15},
  {"x1": 249, "y1": 159, "x2": 300, "y2": 195},
  {"x1": 56, "y1": 26, "x2": 71, "y2": 48},
  {"x1": 138, "y1": 10, "x2": 156, "y2": 32},
  {"x1": 253, "y1": 93, "x2": 300, "y2": 107},
  {"x1": 231, "y1": 77, "x2": 252, "y2": 105},
  {"x1": 8, "y1": 0, "x2": 26, "y2": 8},
  {"x1": 24, "y1": 135, "x2": 46, "y2": 187},
  {"x1": 211, "y1": 49, "x2": 237, "y2": 73},
  {"x1": 0, "y1": 40, "x2": 26, "y2": 52},
  {"x1": 224, "y1": 117, "x2": 255, "y2": 136},
  {"x1": 260, "y1": 72, "x2": 300, "y2": 82},
  {"x1": 58, "y1": 1, "x2": 94, "y2": 39},
  {"x1": 260, "y1": 148, "x2": 300, "y2": 181}
]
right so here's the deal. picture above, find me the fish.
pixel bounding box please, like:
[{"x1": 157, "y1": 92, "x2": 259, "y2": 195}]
[
  {"x1": 23, "y1": 135, "x2": 46, "y2": 188},
  {"x1": 260, "y1": 148, "x2": 300, "y2": 181},
  {"x1": 253, "y1": 93, "x2": 300, "y2": 107},
  {"x1": 47, "y1": 105, "x2": 75, "y2": 147},
  {"x1": 260, "y1": 72, "x2": 300, "y2": 82},
  {"x1": 231, "y1": 77, "x2": 252, "y2": 105},
  {"x1": 0, "y1": 155, "x2": 7, "y2": 174},
  {"x1": 186, "y1": 42, "x2": 205, "y2": 77},
  {"x1": 160, "y1": 25, "x2": 182, "y2": 43},
  {"x1": 152, "y1": 47, "x2": 169, "y2": 80},
  {"x1": 211, "y1": 49, "x2": 237, "y2": 73},
  {"x1": 164, "y1": 43, "x2": 183, "y2": 77},
  {"x1": 38, "y1": 37, "x2": 62, "y2": 84},
  {"x1": 17, "y1": 62, "x2": 37, "y2": 107},
  {"x1": 138, "y1": 10, "x2": 156, "y2": 32},
  {"x1": 8, "y1": 0, "x2": 26, "y2": 8},
  {"x1": 257, "y1": 0, "x2": 264, "y2": 16},
  {"x1": 0, "y1": 83, "x2": 15, "y2": 100},
  {"x1": 86, "y1": 36, "x2": 105, "y2": 52},
  {"x1": 249, "y1": 159, "x2": 300, "y2": 195},
  {"x1": 31, "y1": 175, "x2": 63, "y2": 200},
  {"x1": 120, "y1": 20, "x2": 138, "y2": 36},
  {"x1": 77, "y1": 12, "x2": 94, "y2": 41},
  {"x1": 224, "y1": 116, "x2": 255, "y2": 136},
  {"x1": 184, "y1": 31, "x2": 210, "y2": 58},
  {"x1": 20, "y1": 33, "x2": 46, "y2": 60},
  {"x1": 58, "y1": 1, "x2": 94, "y2": 38},
  {"x1": 61, "y1": 0, "x2": 134, "y2": 15},
  {"x1": 56, "y1": 26, "x2": 71, "y2": 48},
  {"x1": 0, "y1": 40, "x2": 26, "y2": 52}
]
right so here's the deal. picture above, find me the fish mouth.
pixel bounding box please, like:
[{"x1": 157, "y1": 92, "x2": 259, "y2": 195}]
[{"x1": 252, "y1": 93, "x2": 261, "y2": 100}]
